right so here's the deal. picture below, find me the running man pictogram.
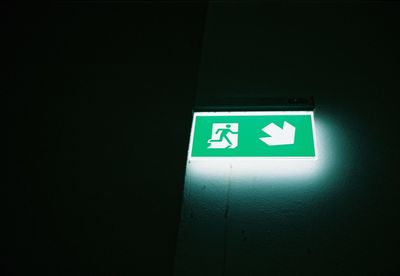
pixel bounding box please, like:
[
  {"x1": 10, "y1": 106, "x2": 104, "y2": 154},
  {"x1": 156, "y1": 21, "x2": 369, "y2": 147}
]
[{"x1": 208, "y1": 123, "x2": 239, "y2": 149}]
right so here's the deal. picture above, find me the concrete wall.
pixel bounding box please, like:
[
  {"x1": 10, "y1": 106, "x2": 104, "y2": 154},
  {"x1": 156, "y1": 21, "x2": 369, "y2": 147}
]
[{"x1": 175, "y1": 4, "x2": 399, "y2": 275}]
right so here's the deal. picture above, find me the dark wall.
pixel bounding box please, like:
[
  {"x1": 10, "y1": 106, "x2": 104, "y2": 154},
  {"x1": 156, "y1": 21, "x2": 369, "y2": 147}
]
[
  {"x1": 8, "y1": 4, "x2": 207, "y2": 275},
  {"x1": 7, "y1": 2, "x2": 400, "y2": 275},
  {"x1": 189, "y1": 2, "x2": 400, "y2": 275}
]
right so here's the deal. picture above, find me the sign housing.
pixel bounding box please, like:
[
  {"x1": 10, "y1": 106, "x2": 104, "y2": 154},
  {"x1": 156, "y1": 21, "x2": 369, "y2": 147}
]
[{"x1": 189, "y1": 111, "x2": 317, "y2": 159}]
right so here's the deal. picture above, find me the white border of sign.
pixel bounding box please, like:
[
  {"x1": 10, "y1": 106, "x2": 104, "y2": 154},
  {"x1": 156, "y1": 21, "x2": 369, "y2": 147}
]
[{"x1": 188, "y1": 111, "x2": 318, "y2": 160}]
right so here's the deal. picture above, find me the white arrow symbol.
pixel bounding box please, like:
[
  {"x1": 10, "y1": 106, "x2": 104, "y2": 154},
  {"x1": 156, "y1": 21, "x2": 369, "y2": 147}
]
[{"x1": 260, "y1": 121, "x2": 296, "y2": 146}]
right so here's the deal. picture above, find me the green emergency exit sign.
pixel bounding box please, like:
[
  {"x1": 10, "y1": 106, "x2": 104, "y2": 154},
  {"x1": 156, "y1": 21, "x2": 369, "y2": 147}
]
[{"x1": 189, "y1": 111, "x2": 317, "y2": 158}]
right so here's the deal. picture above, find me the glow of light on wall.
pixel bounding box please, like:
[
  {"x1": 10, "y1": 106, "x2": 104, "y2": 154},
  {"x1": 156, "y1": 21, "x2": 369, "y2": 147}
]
[{"x1": 185, "y1": 113, "x2": 339, "y2": 185}]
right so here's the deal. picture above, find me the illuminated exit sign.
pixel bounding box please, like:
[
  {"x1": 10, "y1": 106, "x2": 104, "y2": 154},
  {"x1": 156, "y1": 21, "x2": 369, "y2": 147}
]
[{"x1": 189, "y1": 111, "x2": 317, "y2": 158}]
